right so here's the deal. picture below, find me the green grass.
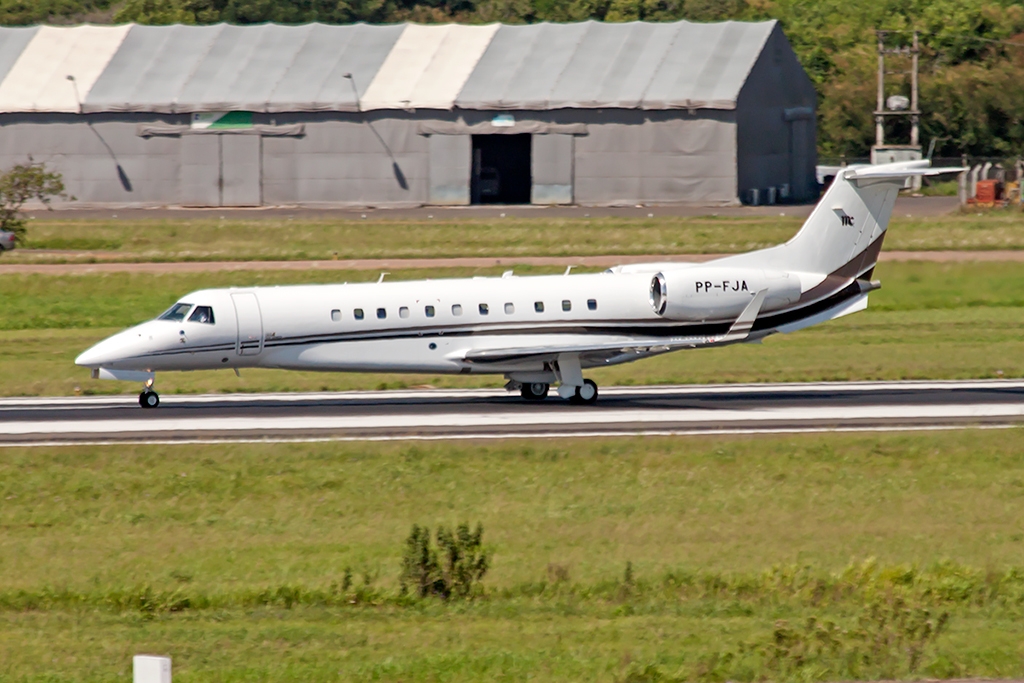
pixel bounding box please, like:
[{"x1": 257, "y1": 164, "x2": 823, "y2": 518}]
[
  {"x1": 920, "y1": 180, "x2": 960, "y2": 197},
  {"x1": 3, "y1": 431, "x2": 1024, "y2": 681},
  {"x1": 8, "y1": 210, "x2": 1024, "y2": 263},
  {"x1": 0, "y1": 261, "x2": 1021, "y2": 396}
]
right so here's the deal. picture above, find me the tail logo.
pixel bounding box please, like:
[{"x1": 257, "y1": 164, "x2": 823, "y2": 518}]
[{"x1": 840, "y1": 215, "x2": 855, "y2": 227}]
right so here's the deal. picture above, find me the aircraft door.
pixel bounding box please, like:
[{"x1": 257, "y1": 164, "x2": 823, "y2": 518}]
[{"x1": 231, "y1": 292, "x2": 263, "y2": 356}]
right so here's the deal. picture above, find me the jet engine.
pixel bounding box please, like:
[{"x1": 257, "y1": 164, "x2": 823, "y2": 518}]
[{"x1": 649, "y1": 267, "x2": 802, "y2": 321}]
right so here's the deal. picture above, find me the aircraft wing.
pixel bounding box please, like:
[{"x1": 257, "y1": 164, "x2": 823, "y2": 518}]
[{"x1": 462, "y1": 290, "x2": 767, "y2": 364}]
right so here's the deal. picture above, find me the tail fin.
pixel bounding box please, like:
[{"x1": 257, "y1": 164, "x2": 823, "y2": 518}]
[{"x1": 721, "y1": 160, "x2": 963, "y2": 276}]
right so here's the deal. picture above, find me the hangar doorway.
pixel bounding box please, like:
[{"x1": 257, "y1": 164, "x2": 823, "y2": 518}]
[
  {"x1": 471, "y1": 134, "x2": 531, "y2": 204},
  {"x1": 179, "y1": 134, "x2": 262, "y2": 207}
]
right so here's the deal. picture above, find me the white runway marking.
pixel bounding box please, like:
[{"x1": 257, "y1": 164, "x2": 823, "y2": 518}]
[{"x1": 0, "y1": 424, "x2": 1016, "y2": 448}]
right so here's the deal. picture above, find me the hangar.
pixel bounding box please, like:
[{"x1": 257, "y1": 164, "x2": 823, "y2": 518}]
[{"x1": 0, "y1": 20, "x2": 816, "y2": 208}]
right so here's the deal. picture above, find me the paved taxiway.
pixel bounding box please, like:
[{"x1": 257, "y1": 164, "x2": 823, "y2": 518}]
[{"x1": 0, "y1": 380, "x2": 1022, "y2": 446}]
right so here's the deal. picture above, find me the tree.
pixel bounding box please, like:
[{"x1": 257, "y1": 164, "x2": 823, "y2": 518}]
[
  {"x1": 0, "y1": 161, "x2": 68, "y2": 246},
  {"x1": 114, "y1": 0, "x2": 196, "y2": 24}
]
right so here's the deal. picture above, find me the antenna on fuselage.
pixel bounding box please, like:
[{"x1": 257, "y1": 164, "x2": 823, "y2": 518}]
[
  {"x1": 563, "y1": 265, "x2": 574, "y2": 276},
  {"x1": 377, "y1": 272, "x2": 389, "y2": 283}
]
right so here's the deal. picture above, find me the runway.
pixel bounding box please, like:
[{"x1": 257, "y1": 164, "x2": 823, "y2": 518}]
[{"x1": 0, "y1": 380, "x2": 1022, "y2": 446}]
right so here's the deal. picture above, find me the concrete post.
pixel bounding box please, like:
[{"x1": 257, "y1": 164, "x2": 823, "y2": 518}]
[
  {"x1": 134, "y1": 655, "x2": 171, "y2": 683},
  {"x1": 1017, "y1": 159, "x2": 1024, "y2": 205}
]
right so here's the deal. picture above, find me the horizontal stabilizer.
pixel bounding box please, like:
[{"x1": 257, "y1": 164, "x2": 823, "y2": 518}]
[{"x1": 842, "y1": 161, "x2": 965, "y2": 181}]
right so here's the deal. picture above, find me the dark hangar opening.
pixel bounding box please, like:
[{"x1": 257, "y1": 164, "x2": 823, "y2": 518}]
[{"x1": 471, "y1": 134, "x2": 531, "y2": 204}]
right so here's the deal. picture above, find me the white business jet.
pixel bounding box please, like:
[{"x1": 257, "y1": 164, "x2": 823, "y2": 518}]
[{"x1": 76, "y1": 161, "x2": 958, "y2": 408}]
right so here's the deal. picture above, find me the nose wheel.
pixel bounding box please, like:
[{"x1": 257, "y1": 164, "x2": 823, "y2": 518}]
[{"x1": 139, "y1": 378, "x2": 160, "y2": 409}]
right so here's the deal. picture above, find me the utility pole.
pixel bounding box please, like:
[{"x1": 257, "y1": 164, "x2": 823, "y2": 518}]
[
  {"x1": 910, "y1": 31, "x2": 919, "y2": 147},
  {"x1": 873, "y1": 30, "x2": 921, "y2": 187},
  {"x1": 876, "y1": 34, "x2": 885, "y2": 147}
]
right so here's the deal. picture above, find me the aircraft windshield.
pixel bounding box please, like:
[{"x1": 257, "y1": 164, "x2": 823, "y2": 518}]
[
  {"x1": 158, "y1": 303, "x2": 193, "y2": 321},
  {"x1": 188, "y1": 305, "x2": 215, "y2": 324}
]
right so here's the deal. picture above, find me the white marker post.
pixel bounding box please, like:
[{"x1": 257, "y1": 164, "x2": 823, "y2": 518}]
[{"x1": 133, "y1": 655, "x2": 171, "y2": 683}]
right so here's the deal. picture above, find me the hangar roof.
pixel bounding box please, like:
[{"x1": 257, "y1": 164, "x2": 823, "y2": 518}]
[{"x1": 0, "y1": 20, "x2": 782, "y2": 114}]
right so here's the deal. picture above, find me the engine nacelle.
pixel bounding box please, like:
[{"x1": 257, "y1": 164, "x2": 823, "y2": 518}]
[{"x1": 649, "y1": 267, "x2": 801, "y2": 321}]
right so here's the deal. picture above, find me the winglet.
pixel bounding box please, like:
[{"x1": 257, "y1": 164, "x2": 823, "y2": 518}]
[{"x1": 718, "y1": 289, "x2": 767, "y2": 343}]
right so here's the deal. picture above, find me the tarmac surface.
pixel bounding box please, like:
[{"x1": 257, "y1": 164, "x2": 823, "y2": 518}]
[{"x1": 1, "y1": 380, "x2": 1021, "y2": 446}]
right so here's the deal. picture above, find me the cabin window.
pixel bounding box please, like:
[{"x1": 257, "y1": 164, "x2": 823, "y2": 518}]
[
  {"x1": 354, "y1": 308, "x2": 364, "y2": 320},
  {"x1": 562, "y1": 300, "x2": 572, "y2": 312},
  {"x1": 330, "y1": 309, "x2": 341, "y2": 322},
  {"x1": 188, "y1": 305, "x2": 215, "y2": 324},
  {"x1": 399, "y1": 306, "x2": 410, "y2": 319},
  {"x1": 504, "y1": 302, "x2": 515, "y2": 314},
  {"x1": 534, "y1": 301, "x2": 544, "y2": 313},
  {"x1": 452, "y1": 304, "x2": 463, "y2": 316},
  {"x1": 479, "y1": 303, "x2": 489, "y2": 315},
  {"x1": 587, "y1": 299, "x2": 597, "y2": 311},
  {"x1": 377, "y1": 308, "x2": 387, "y2": 319},
  {"x1": 159, "y1": 302, "x2": 192, "y2": 322},
  {"x1": 425, "y1": 305, "x2": 435, "y2": 317}
]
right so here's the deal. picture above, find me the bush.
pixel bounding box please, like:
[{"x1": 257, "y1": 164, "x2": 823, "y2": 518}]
[
  {"x1": 621, "y1": 590, "x2": 951, "y2": 683},
  {"x1": 400, "y1": 522, "x2": 489, "y2": 599}
]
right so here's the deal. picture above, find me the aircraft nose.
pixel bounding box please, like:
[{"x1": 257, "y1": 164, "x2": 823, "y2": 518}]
[
  {"x1": 75, "y1": 328, "x2": 142, "y2": 367},
  {"x1": 76, "y1": 335, "x2": 120, "y2": 367},
  {"x1": 74, "y1": 347, "x2": 100, "y2": 367}
]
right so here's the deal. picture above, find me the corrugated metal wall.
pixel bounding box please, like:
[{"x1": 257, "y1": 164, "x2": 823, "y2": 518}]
[
  {"x1": 735, "y1": 25, "x2": 818, "y2": 203},
  {"x1": 0, "y1": 111, "x2": 747, "y2": 207},
  {"x1": 0, "y1": 20, "x2": 816, "y2": 207}
]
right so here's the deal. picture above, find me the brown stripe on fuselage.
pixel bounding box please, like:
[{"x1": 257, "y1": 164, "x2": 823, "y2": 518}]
[{"x1": 791, "y1": 232, "x2": 886, "y2": 306}]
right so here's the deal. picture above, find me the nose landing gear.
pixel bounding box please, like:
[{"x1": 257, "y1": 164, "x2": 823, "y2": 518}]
[{"x1": 139, "y1": 378, "x2": 160, "y2": 409}]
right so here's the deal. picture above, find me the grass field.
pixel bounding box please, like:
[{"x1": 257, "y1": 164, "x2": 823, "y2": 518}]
[
  {"x1": 0, "y1": 261, "x2": 1021, "y2": 396},
  {"x1": 7, "y1": 209, "x2": 1024, "y2": 263},
  {"x1": 2, "y1": 431, "x2": 1024, "y2": 681}
]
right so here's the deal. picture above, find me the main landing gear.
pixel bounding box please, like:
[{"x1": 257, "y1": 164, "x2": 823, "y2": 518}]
[
  {"x1": 139, "y1": 378, "x2": 159, "y2": 409},
  {"x1": 512, "y1": 354, "x2": 600, "y2": 405},
  {"x1": 569, "y1": 379, "x2": 599, "y2": 405},
  {"x1": 520, "y1": 382, "x2": 549, "y2": 401},
  {"x1": 517, "y1": 378, "x2": 599, "y2": 405}
]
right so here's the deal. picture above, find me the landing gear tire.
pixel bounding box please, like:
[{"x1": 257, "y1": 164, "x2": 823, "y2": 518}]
[
  {"x1": 520, "y1": 382, "x2": 549, "y2": 401},
  {"x1": 139, "y1": 389, "x2": 160, "y2": 409},
  {"x1": 569, "y1": 379, "x2": 599, "y2": 405}
]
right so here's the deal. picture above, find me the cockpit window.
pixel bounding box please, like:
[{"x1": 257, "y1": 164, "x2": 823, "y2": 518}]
[
  {"x1": 188, "y1": 305, "x2": 215, "y2": 324},
  {"x1": 159, "y1": 303, "x2": 192, "y2": 321}
]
